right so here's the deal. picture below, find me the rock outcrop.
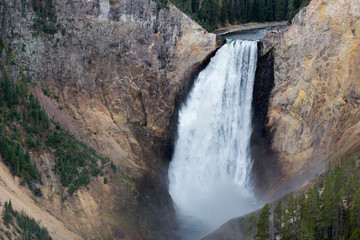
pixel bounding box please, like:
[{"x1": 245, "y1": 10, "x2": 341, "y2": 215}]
[
  {"x1": 0, "y1": 0, "x2": 222, "y2": 239},
  {"x1": 0, "y1": 159, "x2": 82, "y2": 240},
  {"x1": 200, "y1": 0, "x2": 359, "y2": 238},
  {"x1": 261, "y1": 0, "x2": 360, "y2": 197}
]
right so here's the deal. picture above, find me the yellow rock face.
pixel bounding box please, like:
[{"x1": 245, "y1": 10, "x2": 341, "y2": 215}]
[{"x1": 267, "y1": 0, "x2": 360, "y2": 194}]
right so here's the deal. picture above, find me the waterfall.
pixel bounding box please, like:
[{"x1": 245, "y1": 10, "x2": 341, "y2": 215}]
[
  {"x1": 168, "y1": 40, "x2": 259, "y2": 238},
  {"x1": 99, "y1": 0, "x2": 110, "y2": 20}
]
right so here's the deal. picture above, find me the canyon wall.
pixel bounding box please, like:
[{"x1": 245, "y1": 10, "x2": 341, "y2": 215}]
[
  {"x1": 251, "y1": 41, "x2": 280, "y2": 196},
  {"x1": 263, "y1": 0, "x2": 360, "y2": 197},
  {"x1": 206, "y1": 0, "x2": 359, "y2": 237},
  {"x1": 0, "y1": 0, "x2": 222, "y2": 239}
]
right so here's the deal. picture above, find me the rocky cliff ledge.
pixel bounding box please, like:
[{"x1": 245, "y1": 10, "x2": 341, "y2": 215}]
[
  {"x1": 205, "y1": 0, "x2": 359, "y2": 238},
  {"x1": 260, "y1": 0, "x2": 360, "y2": 198},
  {"x1": 0, "y1": 0, "x2": 222, "y2": 239}
]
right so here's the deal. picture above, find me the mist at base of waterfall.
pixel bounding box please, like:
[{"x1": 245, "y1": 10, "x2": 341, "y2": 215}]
[
  {"x1": 168, "y1": 39, "x2": 259, "y2": 239},
  {"x1": 173, "y1": 182, "x2": 260, "y2": 239}
]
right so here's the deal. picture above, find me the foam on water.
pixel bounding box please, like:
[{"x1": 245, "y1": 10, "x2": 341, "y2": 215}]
[{"x1": 168, "y1": 40, "x2": 260, "y2": 238}]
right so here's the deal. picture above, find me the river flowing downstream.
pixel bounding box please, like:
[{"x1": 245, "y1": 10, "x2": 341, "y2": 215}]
[{"x1": 168, "y1": 39, "x2": 260, "y2": 239}]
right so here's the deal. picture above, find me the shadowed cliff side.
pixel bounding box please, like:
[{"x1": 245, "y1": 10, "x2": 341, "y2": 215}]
[{"x1": 251, "y1": 41, "x2": 281, "y2": 198}]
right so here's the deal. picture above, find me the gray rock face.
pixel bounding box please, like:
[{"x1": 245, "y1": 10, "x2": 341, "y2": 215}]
[
  {"x1": 260, "y1": 0, "x2": 360, "y2": 197},
  {"x1": 4, "y1": 0, "x2": 220, "y2": 158},
  {"x1": 0, "y1": 0, "x2": 222, "y2": 238}
]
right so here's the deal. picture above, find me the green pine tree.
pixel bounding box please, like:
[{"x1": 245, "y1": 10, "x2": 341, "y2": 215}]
[
  {"x1": 258, "y1": 0, "x2": 267, "y2": 22},
  {"x1": 274, "y1": 0, "x2": 287, "y2": 21},
  {"x1": 247, "y1": 214, "x2": 258, "y2": 240},
  {"x1": 266, "y1": 0, "x2": 275, "y2": 21},
  {"x1": 256, "y1": 203, "x2": 271, "y2": 240},
  {"x1": 3, "y1": 200, "x2": 13, "y2": 226},
  {"x1": 350, "y1": 187, "x2": 360, "y2": 234},
  {"x1": 298, "y1": 219, "x2": 315, "y2": 240},
  {"x1": 273, "y1": 201, "x2": 283, "y2": 237},
  {"x1": 191, "y1": 0, "x2": 199, "y2": 13},
  {"x1": 220, "y1": 0, "x2": 228, "y2": 25},
  {"x1": 283, "y1": 194, "x2": 298, "y2": 239}
]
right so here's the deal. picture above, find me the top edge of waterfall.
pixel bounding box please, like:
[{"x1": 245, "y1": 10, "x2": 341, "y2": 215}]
[{"x1": 226, "y1": 38, "x2": 259, "y2": 44}]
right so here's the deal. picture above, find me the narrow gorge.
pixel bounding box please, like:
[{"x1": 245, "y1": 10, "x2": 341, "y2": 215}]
[{"x1": 0, "y1": 0, "x2": 359, "y2": 239}]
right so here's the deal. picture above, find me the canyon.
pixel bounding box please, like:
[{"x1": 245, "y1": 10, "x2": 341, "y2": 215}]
[
  {"x1": 260, "y1": 0, "x2": 360, "y2": 198},
  {"x1": 206, "y1": 0, "x2": 360, "y2": 238},
  {"x1": 0, "y1": 0, "x2": 221, "y2": 239},
  {"x1": 0, "y1": 0, "x2": 359, "y2": 239}
]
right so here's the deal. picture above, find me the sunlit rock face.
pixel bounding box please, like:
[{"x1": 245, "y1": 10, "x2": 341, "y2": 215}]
[
  {"x1": 1, "y1": 0, "x2": 222, "y2": 238},
  {"x1": 264, "y1": 0, "x2": 360, "y2": 197},
  {"x1": 9, "y1": 0, "x2": 221, "y2": 165}
]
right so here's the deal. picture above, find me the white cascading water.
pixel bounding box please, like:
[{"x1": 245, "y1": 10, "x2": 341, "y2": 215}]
[{"x1": 168, "y1": 40, "x2": 259, "y2": 238}]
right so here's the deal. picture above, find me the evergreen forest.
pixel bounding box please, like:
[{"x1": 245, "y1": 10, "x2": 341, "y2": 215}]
[
  {"x1": 29, "y1": 0, "x2": 312, "y2": 33},
  {"x1": 1, "y1": 200, "x2": 52, "y2": 240},
  {"x1": 163, "y1": 0, "x2": 311, "y2": 31},
  {"x1": 0, "y1": 66, "x2": 116, "y2": 197},
  {"x1": 248, "y1": 157, "x2": 360, "y2": 240}
]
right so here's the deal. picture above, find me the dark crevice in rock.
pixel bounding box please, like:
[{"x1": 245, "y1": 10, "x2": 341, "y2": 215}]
[
  {"x1": 129, "y1": 36, "x2": 225, "y2": 238},
  {"x1": 132, "y1": 36, "x2": 225, "y2": 169},
  {"x1": 129, "y1": 122, "x2": 179, "y2": 239},
  {"x1": 137, "y1": 91, "x2": 148, "y2": 126},
  {"x1": 250, "y1": 42, "x2": 281, "y2": 199},
  {"x1": 168, "y1": 35, "x2": 226, "y2": 161},
  {"x1": 124, "y1": 36, "x2": 225, "y2": 240},
  {"x1": 136, "y1": 167, "x2": 180, "y2": 239}
]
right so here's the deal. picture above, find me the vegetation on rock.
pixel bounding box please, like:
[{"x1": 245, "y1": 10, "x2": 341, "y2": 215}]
[
  {"x1": 256, "y1": 203, "x2": 271, "y2": 240},
  {"x1": 31, "y1": 0, "x2": 59, "y2": 34},
  {"x1": 0, "y1": 68, "x2": 114, "y2": 196},
  {"x1": 248, "y1": 156, "x2": 360, "y2": 240},
  {"x1": 1, "y1": 200, "x2": 52, "y2": 240}
]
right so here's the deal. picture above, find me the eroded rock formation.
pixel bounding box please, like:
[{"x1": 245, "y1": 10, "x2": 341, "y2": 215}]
[
  {"x1": 0, "y1": 0, "x2": 222, "y2": 239},
  {"x1": 261, "y1": 0, "x2": 360, "y2": 197},
  {"x1": 205, "y1": 2, "x2": 360, "y2": 237}
]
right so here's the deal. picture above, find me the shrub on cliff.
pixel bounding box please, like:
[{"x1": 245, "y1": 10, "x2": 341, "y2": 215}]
[
  {"x1": 0, "y1": 69, "x2": 114, "y2": 197},
  {"x1": 32, "y1": 0, "x2": 59, "y2": 35}
]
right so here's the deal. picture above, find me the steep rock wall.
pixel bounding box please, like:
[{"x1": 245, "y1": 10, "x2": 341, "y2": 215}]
[
  {"x1": 7, "y1": 0, "x2": 221, "y2": 168},
  {"x1": 251, "y1": 42, "x2": 280, "y2": 197},
  {"x1": 202, "y1": 0, "x2": 359, "y2": 238},
  {"x1": 0, "y1": 0, "x2": 222, "y2": 238},
  {"x1": 263, "y1": 0, "x2": 360, "y2": 197}
]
